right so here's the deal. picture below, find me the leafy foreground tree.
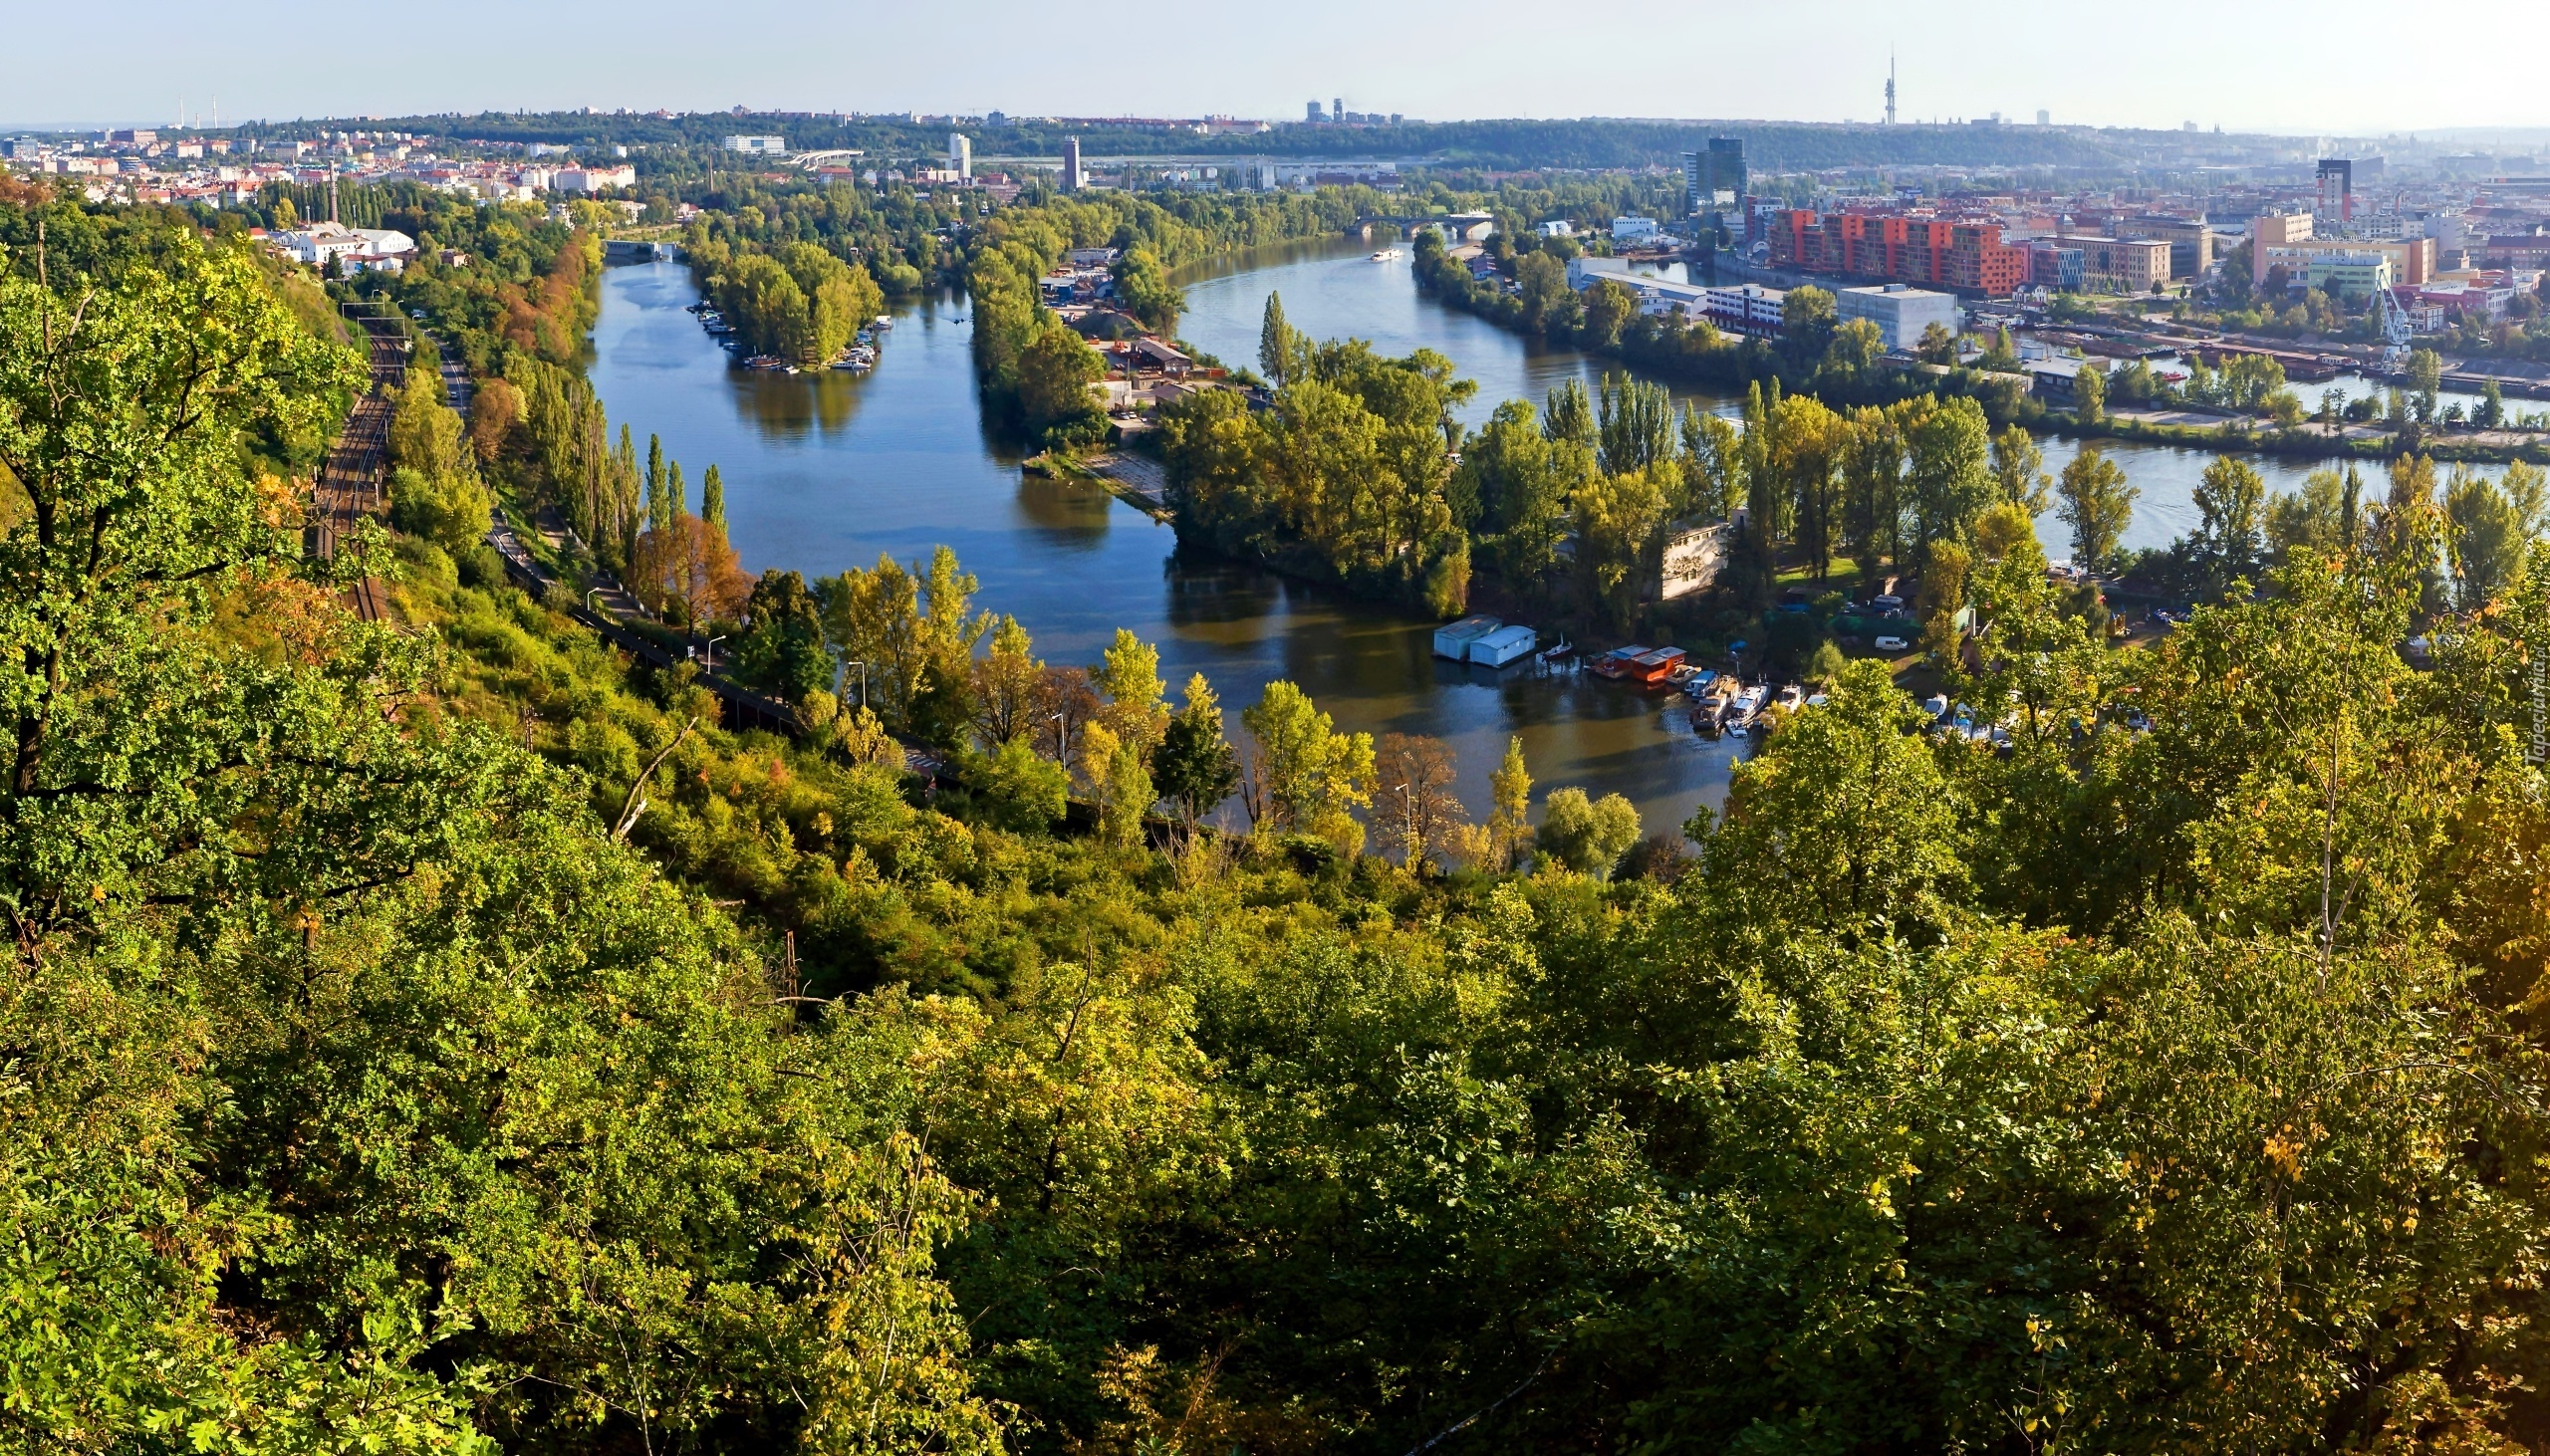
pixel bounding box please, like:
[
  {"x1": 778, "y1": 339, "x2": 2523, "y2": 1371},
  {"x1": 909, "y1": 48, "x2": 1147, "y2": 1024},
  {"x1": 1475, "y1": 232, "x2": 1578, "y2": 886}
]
[
  {"x1": 0, "y1": 224, "x2": 1000, "y2": 1451},
  {"x1": 11, "y1": 199, "x2": 2550, "y2": 1456}
]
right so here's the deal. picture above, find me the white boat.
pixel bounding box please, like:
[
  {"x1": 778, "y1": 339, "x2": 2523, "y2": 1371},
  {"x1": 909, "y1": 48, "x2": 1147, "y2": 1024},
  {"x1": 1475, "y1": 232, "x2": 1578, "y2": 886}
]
[
  {"x1": 1466, "y1": 624, "x2": 1539, "y2": 668},
  {"x1": 1370, "y1": 248, "x2": 1403, "y2": 261},
  {"x1": 1724, "y1": 684, "x2": 1767, "y2": 733},
  {"x1": 1539, "y1": 636, "x2": 1573, "y2": 662},
  {"x1": 872, "y1": 315, "x2": 894, "y2": 330}
]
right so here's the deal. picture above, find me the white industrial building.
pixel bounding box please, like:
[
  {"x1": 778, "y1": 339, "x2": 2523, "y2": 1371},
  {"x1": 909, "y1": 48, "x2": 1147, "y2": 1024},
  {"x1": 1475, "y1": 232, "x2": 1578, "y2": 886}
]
[{"x1": 1835, "y1": 283, "x2": 1961, "y2": 351}]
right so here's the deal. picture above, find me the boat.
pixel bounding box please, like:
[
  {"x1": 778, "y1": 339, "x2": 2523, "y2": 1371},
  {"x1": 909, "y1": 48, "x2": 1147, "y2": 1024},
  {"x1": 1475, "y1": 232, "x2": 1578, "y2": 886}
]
[
  {"x1": 1370, "y1": 248, "x2": 1402, "y2": 261},
  {"x1": 1691, "y1": 697, "x2": 1726, "y2": 738},
  {"x1": 1679, "y1": 668, "x2": 1720, "y2": 699},
  {"x1": 1466, "y1": 624, "x2": 1539, "y2": 668},
  {"x1": 1724, "y1": 683, "x2": 1767, "y2": 735},
  {"x1": 1773, "y1": 683, "x2": 1805, "y2": 711},
  {"x1": 1626, "y1": 646, "x2": 1686, "y2": 684},
  {"x1": 1433, "y1": 614, "x2": 1502, "y2": 661},
  {"x1": 872, "y1": 315, "x2": 894, "y2": 331},
  {"x1": 1591, "y1": 645, "x2": 1649, "y2": 680},
  {"x1": 1538, "y1": 636, "x2": 1574, "y2": 662}
]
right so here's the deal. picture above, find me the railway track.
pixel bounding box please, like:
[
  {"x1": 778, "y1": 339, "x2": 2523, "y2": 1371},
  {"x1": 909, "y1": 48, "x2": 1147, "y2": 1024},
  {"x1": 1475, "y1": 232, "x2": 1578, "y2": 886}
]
[{"x1": 312, "y1": 319, "x2": 406, "y2": 622}]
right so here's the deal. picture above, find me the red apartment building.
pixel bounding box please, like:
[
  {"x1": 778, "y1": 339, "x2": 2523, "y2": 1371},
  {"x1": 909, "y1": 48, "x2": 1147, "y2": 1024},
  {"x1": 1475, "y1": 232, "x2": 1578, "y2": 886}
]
[{"x1": 1767, "y1": 210, "x2": 2027, "y2": 298}]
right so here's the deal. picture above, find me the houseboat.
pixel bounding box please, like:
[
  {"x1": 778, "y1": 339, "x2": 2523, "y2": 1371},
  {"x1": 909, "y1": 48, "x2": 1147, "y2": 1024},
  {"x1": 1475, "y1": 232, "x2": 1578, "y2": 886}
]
[
  {"x1": 1432, "y1": 615, "x2": 1502, "y2": 661},
  {"x1": 1466, "y1": 624, "x2": 1539, "y2": 668},
  {"x1": 1590, "y1": 646, "x2": 1650, "y2": 680},
  {"x1": 1625, "y1": 647, "x2": 1687, "y2": 684}
]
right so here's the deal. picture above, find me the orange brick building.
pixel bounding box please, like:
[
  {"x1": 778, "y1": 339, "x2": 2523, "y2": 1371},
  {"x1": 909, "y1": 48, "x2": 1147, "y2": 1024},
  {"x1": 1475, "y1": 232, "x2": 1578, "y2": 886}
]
[{"x1": 1766, "y1": 210, "x2": 2027, "y2": 298}]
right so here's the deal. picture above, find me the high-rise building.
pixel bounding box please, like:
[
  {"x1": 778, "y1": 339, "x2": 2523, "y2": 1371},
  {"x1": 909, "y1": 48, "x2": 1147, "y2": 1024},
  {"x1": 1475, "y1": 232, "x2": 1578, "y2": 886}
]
[
  {"x1": 2317, "y1": 158, "x2": 2354, "y2": 223},
  {"x1": 1333, "y1": 98, "x2": 1345, "y2": 124},
  {"x1": 1681, "y1": 137, "x2": 1746, "y2": 218},
  {"x1": 1060, "y1": 135, "x2": 1083, "y2": 192},
  {"x1": 948, "y1": 131, "x2": 972, "y2": 180},
  {"x1": 2036, "y1": 109, "x2": 2050, "y2": 126},
  {"x1": 1306, "y1": 100, "x2": 1324, "y2": 122}
]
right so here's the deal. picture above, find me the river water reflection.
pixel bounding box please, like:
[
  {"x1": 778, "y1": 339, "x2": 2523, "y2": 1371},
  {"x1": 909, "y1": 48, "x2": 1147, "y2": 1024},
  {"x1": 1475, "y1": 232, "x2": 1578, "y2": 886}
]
[
  {"x1": 591, "y1": 257, "x2": 1744, "y2": 840},
  {"x1": 589, "y1": 242, "x2": 2506, "y2": 843}
]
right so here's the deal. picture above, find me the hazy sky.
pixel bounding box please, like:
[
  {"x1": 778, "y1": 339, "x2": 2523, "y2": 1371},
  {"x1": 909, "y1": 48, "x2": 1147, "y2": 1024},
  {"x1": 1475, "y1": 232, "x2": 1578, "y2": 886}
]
[{"x1": 15, "y1": 0, "x2": 2550, "y2": 138}]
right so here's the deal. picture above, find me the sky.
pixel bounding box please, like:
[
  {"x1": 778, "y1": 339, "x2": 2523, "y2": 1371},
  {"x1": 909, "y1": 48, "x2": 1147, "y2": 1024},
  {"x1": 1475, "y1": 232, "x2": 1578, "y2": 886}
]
[{"x1": 15, "y1": 0, "x2": 2550, "y2": 139}]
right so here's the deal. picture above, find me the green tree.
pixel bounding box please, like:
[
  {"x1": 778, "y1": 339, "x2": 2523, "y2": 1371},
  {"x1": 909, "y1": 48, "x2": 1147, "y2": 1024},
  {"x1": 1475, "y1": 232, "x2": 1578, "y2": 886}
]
[
  {"x1": 1903, "y1": 394, "x2": 1994, "y2": 550},
  {"x1": 700, "y1": 461, "x2": 726, "y2": 534},
  {"x1": 1515, "y1": 250, "x2": 1572, "y2": 331},
  {"x1": 1153, "y1": 671, "x2": 1240, "y2": 832},
  {"x1": 1239, "y1": 679, "x2": 1376, "y2": 855},
  {"x1": 1596, "y1": 369, "x2": 1674, "y2": 476},
  {"x1": 1484, "y1": 734, "x2": 1533, "y2": 871},
  {"x1": 2444, "y1": 467, "x2": 2524, "y2": 608},
  {"x1": 2407, "y1": 347, "x2": 2443, "y2": 423},
  {"x1": 1987, "y1": 423, "x2": 2051, "y2": 516},
  {"x1": 1257, "y1": 289, "x2": 1298, "y2": 386},
  {"x1": 1701, "y1": 658, "x2": 1964, "y2": 942},
  {"x1": 1534, "y1": 786, "x2": 1641, "y2": 877},
  {"x1": 1111, "y1": 246, "x2": 1182, "y2": 334},
  {"x1": 1543, "y1": 376, "x2": 1595, "y2": 451},
  {"x1": 2190, "y1": 455, "x2": 2267, "y2": 596},
  {"x1": 2057, "y1": 443, "x2": 2137, "y2": 575},
  {"x1": 1018, "y1": 318, "x2": 1105, "y2": 443}
]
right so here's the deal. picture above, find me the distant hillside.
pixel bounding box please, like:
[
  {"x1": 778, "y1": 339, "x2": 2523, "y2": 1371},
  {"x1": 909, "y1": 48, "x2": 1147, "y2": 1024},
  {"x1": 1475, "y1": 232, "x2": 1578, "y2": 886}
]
[{"x1": 235, "y1": 110, "x2": 2264, "y2": 174}]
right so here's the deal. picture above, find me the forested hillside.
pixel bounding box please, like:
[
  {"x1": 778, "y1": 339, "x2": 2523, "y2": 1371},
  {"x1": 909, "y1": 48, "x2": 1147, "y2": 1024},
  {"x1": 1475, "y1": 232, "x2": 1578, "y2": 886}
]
[{"x1": 7, "y1": 187, "x2": 2550, "y2": 1455}]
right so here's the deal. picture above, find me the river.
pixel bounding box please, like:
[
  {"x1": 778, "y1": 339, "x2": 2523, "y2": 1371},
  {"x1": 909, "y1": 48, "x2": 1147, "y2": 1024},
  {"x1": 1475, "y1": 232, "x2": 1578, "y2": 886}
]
[{"x1": 588, "y1": 239, "x2": 2506, "y2": 845}]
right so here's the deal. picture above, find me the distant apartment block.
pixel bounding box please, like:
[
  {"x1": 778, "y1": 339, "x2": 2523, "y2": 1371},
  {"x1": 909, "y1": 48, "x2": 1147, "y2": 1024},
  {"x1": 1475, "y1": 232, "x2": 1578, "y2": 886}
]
[
  {"x1": 1767, "y1": 210, "x2": 2026, "y2": 297},
  {"x1": 553, "y1": 164, "x2": 637, "y2": 193},
  {"x1": 1613, "y1": 215, "x2": 1660, "y2": 242},
  {"x1": 2249, "y1": 213, "x2": 2433, "y2": 287},
  {"x1": 1702, "y1": 283, "x2": 1787, "y2": 338},
  {"x1": 1835, "y1": 283, "x2": 1960, "y2": 350},
  {"x1": 2053, "y1": 235, "x2": 2172, "y2": 293},
  {"x1": 721, "y1": 135, "x2": 787, "y2": 154}
]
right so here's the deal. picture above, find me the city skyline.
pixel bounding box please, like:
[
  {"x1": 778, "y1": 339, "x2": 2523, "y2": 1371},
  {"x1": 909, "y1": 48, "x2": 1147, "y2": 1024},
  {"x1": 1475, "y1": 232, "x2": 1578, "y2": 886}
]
[{"x1": 16, "y1": 0, "x2": 2550, "y2": 140}]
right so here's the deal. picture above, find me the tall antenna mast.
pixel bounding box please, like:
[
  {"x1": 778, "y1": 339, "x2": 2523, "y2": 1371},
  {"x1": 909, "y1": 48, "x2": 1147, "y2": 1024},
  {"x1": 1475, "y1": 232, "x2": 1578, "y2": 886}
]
[{"x1": 1886, "y1": 51, "x2": 1898, "y2": 126}]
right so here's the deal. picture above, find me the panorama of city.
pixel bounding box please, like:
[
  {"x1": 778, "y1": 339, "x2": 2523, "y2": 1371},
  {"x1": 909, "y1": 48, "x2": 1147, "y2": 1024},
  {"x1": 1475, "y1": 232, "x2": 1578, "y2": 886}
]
[{"x1": 11, "y1": 34, "x2": 2550, "y2": 1454}]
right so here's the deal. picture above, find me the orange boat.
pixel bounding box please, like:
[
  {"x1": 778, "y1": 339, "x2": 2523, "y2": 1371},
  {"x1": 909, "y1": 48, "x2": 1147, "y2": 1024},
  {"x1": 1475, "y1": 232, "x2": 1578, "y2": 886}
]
[
  {"x1": 1590, "y1": 645, "x2": 1649, "y2": 680},
  {"x1": 1625, "y1": 646, "x2": 1686, "y2": 684}
]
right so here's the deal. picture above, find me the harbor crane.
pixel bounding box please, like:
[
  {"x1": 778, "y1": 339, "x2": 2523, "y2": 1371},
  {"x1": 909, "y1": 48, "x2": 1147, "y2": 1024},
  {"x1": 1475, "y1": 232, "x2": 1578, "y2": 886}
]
[{"x1": 2374, "y1": 281, "x2": 2415, "y2": 372}]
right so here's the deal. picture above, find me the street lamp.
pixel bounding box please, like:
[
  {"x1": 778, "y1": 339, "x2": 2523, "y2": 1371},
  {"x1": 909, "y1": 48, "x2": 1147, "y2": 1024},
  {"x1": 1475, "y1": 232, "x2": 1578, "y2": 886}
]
[
  {"x1": 846, "y1": 659, "x2": 867, "y2": 710},
  {"x1": 584, "y1": 587, "x2": 603, "y2": 614},
  {"x1": 704, "y1": 634, "x2": 727, "y2": 674},
  {"x1": 1049, "y1": 710, "x2": 1070, "y2": 761}
]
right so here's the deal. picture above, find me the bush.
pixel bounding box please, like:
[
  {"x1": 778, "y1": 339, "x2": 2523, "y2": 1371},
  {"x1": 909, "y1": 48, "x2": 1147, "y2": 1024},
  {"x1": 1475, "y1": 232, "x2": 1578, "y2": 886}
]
[
  {"x1": 457, "y1": 542, "x2": 509, "y2": 591},
  {"x1": 960, "y1": 739, "x2": 1069, "y2": 836}
]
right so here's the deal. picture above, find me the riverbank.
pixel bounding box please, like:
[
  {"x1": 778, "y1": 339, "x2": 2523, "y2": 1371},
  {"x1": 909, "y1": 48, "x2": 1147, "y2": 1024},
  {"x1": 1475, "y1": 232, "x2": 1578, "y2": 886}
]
[{"x1": 1418, "y1": 248, "x2": 2550, "y2": 467}]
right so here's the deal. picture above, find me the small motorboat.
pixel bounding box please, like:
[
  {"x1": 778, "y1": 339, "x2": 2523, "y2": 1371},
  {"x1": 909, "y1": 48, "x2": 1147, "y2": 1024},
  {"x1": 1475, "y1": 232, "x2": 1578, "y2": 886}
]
[
  {"x1": 1370, "y1": 248, "x2": 1403, "y2": 261},
  {"x1": 872, "y1": 315, "x2": 894, "y2": 331},
  {"x1": 1539, "y1": 636, "x2": 1574, "y2": 662}
]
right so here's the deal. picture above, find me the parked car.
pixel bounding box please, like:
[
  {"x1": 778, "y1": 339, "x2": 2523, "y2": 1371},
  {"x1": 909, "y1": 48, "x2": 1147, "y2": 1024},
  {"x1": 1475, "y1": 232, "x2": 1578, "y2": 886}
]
[{"x1": 1874, "y1": 634, "x2": 1910, "y2": 651}]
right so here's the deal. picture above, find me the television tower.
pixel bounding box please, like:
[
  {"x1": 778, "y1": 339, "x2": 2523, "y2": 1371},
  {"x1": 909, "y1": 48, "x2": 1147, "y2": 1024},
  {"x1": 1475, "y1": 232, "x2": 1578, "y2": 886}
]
[{"x1": 1885, "y1": 51, "x2": 1897, "y2": 126}]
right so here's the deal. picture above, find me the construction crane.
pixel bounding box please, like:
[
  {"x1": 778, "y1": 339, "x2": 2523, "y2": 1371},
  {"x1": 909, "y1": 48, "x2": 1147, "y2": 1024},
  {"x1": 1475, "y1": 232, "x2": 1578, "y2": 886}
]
[{"x1": 2374, "y1": 282, "x2": 2415, "y2": 372}]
